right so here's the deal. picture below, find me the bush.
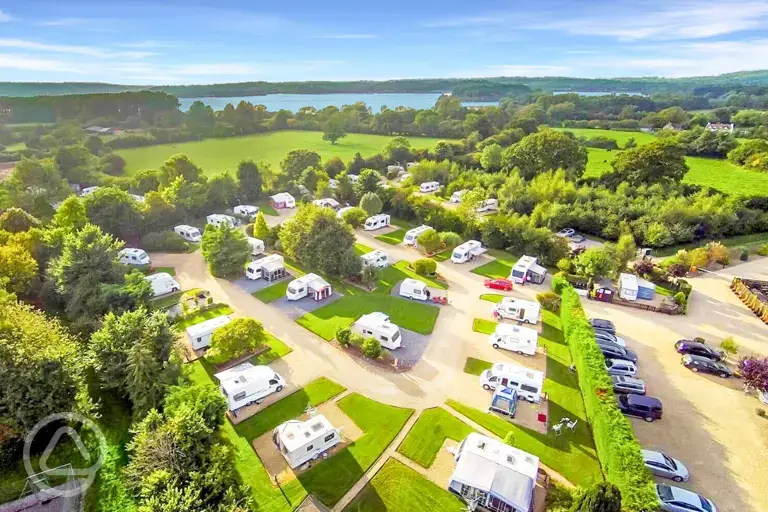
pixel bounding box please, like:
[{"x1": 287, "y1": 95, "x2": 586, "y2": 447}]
[
  {"x1": 557, "y1": 258, "x2": 574, "y2": 274},
  {"x1": 206, "y1": 318, "x2": 267, "y2": 365},
  {"x1": 361, "y1": 337, "x2": 382, "y2": 358},
  {"x1": 336, "y1": 327, "x2": 352, "y2": 346},
  {"x1": 571, "y1": 482, "x2": 622, "y2": 512},
  {"x1": 551, "y1": 274, "x2": 569, "y2": 295},
  {"x1": 341, "y1": 207, "x2": 368, "y2": 228},
  {"x1": 349, "y1": 332, "x2": 365, "y2": 347},
  {"x1": 439, "y1": 231, "x2": 462, "y2": 248},
  {"x1": 140, "y1": 231, "x2": 190, "y2": 252},
  {"x1": 677, "y1": 279, "x2": 692, "y2": 298},
  {"x1": 536, "y1": 292, "x2": 562, "y2": 313},
  {"x1": 740, "y1": 247, "x2": 749, "y2": 261},
  {"x1": 758, "y1": 244, "x2": 768, "y2": 256},
  {"x1": 416, "y1": 227, "x2": 443, "y2": 254},
  {"x1": 412, "y1": 257, "x2": 437, "y2": 275},
  {"x1": 720, "y1": 337, "x2": 738, "y2": 356},
  {"x1": 673, "y1": 291, "x2": 687, "y2": 306},
  {"x1": 667, "y1": 263, "x2": 688, "y2": 277}
]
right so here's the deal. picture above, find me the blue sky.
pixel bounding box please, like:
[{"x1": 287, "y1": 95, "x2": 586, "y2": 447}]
[{"x1": 1, "y1": 0, "x2": 767, "y2": 84}]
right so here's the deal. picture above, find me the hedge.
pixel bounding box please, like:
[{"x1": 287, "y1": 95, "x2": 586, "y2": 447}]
[{"x1": 553, "y1": 276, "x2": 659, "y2": 512}]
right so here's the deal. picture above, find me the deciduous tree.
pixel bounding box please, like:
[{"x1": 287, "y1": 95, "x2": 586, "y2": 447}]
[
  {"x1": 417, "y1": 228, "x2": 443, "y2": 254},
  {"x1": 84, "y1": 186, "x2": 143, "y2": 239},
  {"x1": 236, "y1": 160, "x2": 262, "y2": 201},
  {"x1": 201, "y1": 224, "x2": 251, "y2": 278},
  {"x1": 359, "y1": 191, "x2": 383, "y2": 216},
  {"x1": 479, "y1": 143, "x2": 502, "y2": 172},
  {"x1": 322, "y1": 114, "x2": 347, "y2": 144},
  {"x1": 504, "y1": 129, "x2": 587, "y2": 179},
  {"x1": 610, "y1": 139, "x2": 688, "y2": 186},
  {"x1": 0, "y1": 243, "x2": 38, "y2": 293},
  {"x1": 207, "y1": 318, "x2": 267, "y2": 364}
]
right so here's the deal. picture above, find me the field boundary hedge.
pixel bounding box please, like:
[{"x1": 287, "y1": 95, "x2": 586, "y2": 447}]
[{"x1": 552, "y1": 275, "x2": 659, "y2": 512}]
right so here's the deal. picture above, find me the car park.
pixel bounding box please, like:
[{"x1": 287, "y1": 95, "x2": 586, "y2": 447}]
[
  {"x1": 556, "y1": 228, "x2": 575, "y2": 238},
  {"x1": 596, "y1": 340, "x2": 638, "y2": 363},
  {"x1": 674, "y1": 340, "x2": 724, "y2": 361},
  {"x1": 605, "y1": 359, "x2": 637, "y2": 377},
  {"x1": 594, "y1": 330, "x2": 627, "y2": 347},
  {"x1": 656, "y1": 484, "x2": 717, "y2": 512},
  {"x1": 590, "y1": 318, "x2": 616, "y2": 335},
  {"x1": 641, "y1": 450, "x2": 690, "y2": 482},
  {"x1": 617, "y1": 394, "x2": 662, "y2": 422},
  {"x1": 681, "y1": 355, "x2": 732, "y2": 378},
  {"x1": 611, "y1": 375, "x2": 646, "y2": 395},
  {"x1": 484, "y1": 278, "x2": 513, "y2": 291},
  {"x1": 569, "y1": 233, "x2": 586, "y2": 243}
]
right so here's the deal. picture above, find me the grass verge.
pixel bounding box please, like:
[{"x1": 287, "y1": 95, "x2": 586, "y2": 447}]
[
  {"x1": 174, "y1": 304, "x2": 234, "y2": 330},
  {"x1": 472, "y1": 318, "x2": 496, "y2": 335},
  {"x1": 250, "y1": 332, "x2": 293, "y2": 365},
  {"x1": 376, "y1": 228, "x2": 407, "y2": 245},
  {"x1": 463, "y1": 357, "x2": 492, "y2": 376},
  {"x1": 354, "y1": 242, "x2": 375, "y2": 256},
  {"x1": 253, "y1": 280, "x2": 291, "y2": 303},
  {"x1": 397, "y1": 408, "x2": 475, "y2": 468},
  {"x1": 471, "y1": 248, "x2": 518, "y2": 279},
  {"x1": 480, "y1": 293, "x2": 504, "y2": 303},
  {"x1": 256, "y1": 199, "x2": 279, "y2": 216}
]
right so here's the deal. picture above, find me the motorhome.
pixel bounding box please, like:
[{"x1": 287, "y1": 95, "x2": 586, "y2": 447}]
[
  {"x1": 492, "y1": 297, "x2": 540, "y2": 324},
  {"x1": 214, "y1": 362, "x2": 284, "y2": 411},
  {"x1": 451, "y1": 240, "x2": 487, "y2": 263},
  {"x1": 480, "y1": 362, "x2": 545, "y2": 402},
  {"x1": 233, "y1": 204, "x2": 260, "y2": 220},
  {"x1": 270, "y1": 192, "x2": 296, "y2": 209},
  {"x1": 509, "y1": 255, "x2": 547, "y2": 285},
  {"x1": 352, "y1": 312, "x2": 402, "y2": 350},
  {"x1": 419, "y1": 181, "x2": 440, "y2": 193},
  {"x1": 273, "y1": 414, "x2": 342, "y2": 468},
  {"x1": 475, "y1": 198, "x2": 499, "y2": 213},
  {"x1": 206, "y1": 214, "x2": 238, "y2": 228},
  {"x1": 118, "y1": 248, "x2": 150, "y2": 266},
  {"x1": 450, "y1": 190, "x2": 466, "y2": 204},
  {"x1": 403, "y1": 225, "x2": 433, "y2": 246},
  {"x1": 387, "y1": 165, "x2": 405, "y2": 176},
  {"x1": 361, "y1": 249, "x2": 389, "y2": 268},
  {"x1": 144, "y1": 272, "x2": 180, "y2": 297},
  {"x1": 399, "y1": 278, "x2": 430, "y2": 300},
  {"x1": 312, "y1": 198, "x2": 341, "y2": 210},
  {"x1": 488, "y1": 324, "x2": 539, "y2": 356},
  {"x1": 174, "y1": 224, "x2": 202, "y2": 242},
  {"x1": 245, "y1": 254, "x2": 285, "y2": 281},
  {"x1": 286, "y1": 274, "x2": 333, "y2": 301},
  {"x1": 246, "y1": 237, "x2": 266, "y2": 256},
  {"x1": 185, "y1": 315, "x2": 231, "y2": 350},
  {"x1": 80, "y1": 186, "x2": 100, "y2": 196},
  {"x1": 364, "y1": 214, "x2": 391, "y2": 231}
]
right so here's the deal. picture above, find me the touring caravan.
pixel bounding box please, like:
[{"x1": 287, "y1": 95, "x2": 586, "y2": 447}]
[
  {"x1": 419, "y1": 181, "x2": 440, "y2": 193},
  {"x1": 185, "y1": 315, "x2": 231, "y2": 350},
  {"x1": 346, "y1": 174, "x2": 359, "y2": 183},
  {"x1": 336, "y1": 206, "x2": 353, "y2": 219},
  {"x1": 270, "y1": 192, "x2": 296, "y2": 209},
  {"x1": 450, "y1": 190, "x2": 466, "y2": 203},
  {"x1": 619, "y1": 273, "x2": 639, "y2": 301},
  {"x1": 492, "y1": 297, "x2": 540, "y2": 324},
  {"x1": 286, "y1": 274, "x2": 332, "y2": 301},
  {"x1": 364, "y1": 214, "x2": 391, "y2": 231},
  {"x1": 80, "y1": 186, "x2": 100, "y2": 196},
  {"x1": 509, "y1": 255, "x2": 547, "y2": 285},
  {"x1": 403, "y1": 225, "x2": 433, "y2": 246},
  {"x1": 480, "y1": 362, "x2": 545, "y2": 402},
  {"x1": 246, "y1": 237, "x2": 266, "y2": 256},
  {"x1": 273, "y1": 415, "x2": 342, "y2": 468},
  {"x1": 476, "y1": 198, "x2": 499, "y2": 213},
  {"x1": 233, "y1": 204, "x2": 260, "y2": 220},
  {"x1": 399, "y1": 278, "x2": 430, "y2": 300},
  {"x1": 312, "y1": 198, "x2": 341, "y2": 210},
  {"x1": 214, "y1": 362, "x2": 284, "y2": 411},
  {"x1": 206, "y1": 214, "x2": 238, "y2": 228},
  {"x1": 328, "y1": 179, "x2": 340, "y2": 189},
  {"x1": 489, "y1": 324, "x2": 539, "y2": 356},
  {"x1": 174, "y1": 224, "x2": 202, "y2": 242},
  {"x1": 451, "y1": 240, "x2": 487, "y2": 264},
  {"x1": 118, "y1": 248, "x2": 150, "y2": 266},
  {"x1": 352, "y1": 312, "x2": 402, "y2": 350},
  {"x1": 361, "y1": 249, "x2": 389, "y2": 268},
  {"x1": 245, "y1": 254, "x2": 285, "y2": 281},
  {"x1": 144, "y1": 272, "x2": 180, "y2": 297}
]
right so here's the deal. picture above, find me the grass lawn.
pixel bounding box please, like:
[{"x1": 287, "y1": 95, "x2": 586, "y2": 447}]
[
  {"x1": 397, "y1": 408, "x2": 475, "y2": 468},
  {"x1": 480, "y1": 293, "x2": 504, "y2": 303},
  {"x1": 148, "y1": 266, "x2": 176, "y2": 276},
  {"x1": 385, "y1": 260, "x2": 448, "y2": 290},
  {"x1": 463, "y1": 357, "x2": 493, "y2": 376},
  {"x1": 654, "y1": 231, "x2": 768, "y2": 257},
  {"x1": 432, "y1": 249, "x2": 453, "y2": 262},
  {"x1": 354, "y1": 242, "x2": 375, "y2": 256},
  {"x1": 151, "y1": 290, "x2": 184, "y2": 309},
  {"x1": 174, "y1": 304, "x2": 234, "y2": 329},
  {"x1": 472, "y1": 318, "x2": 496, "y2": 335},
  {"x1": 253, "y1": 280, "x2": 291, "y2": 303},
  {"x1": 447, "y1": 311, "x2": 603, "y2": 488},
  {"x1": 376, "y1": 228, "x2": 407, "y2": 245},
  {"x1": 118, "y1": 131, "x2": 445, "y2": 176},
  {"x1": 552, "y1": 127, "x2": 656, "y2": 147},
  {"x1": 471, "y1": 248, "x2": 518, "y2": 280},
  {"x1": 344, "y1": 458, "x2": 465, "y2": 512},
  {"x1": 256, "y1": 199, "x2": 278, "y2": 216},
  {"x1": 250, "y1": 332, "x2": 293, "y2": 365}
]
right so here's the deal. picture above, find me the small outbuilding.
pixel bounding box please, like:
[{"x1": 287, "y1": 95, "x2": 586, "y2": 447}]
[
  {"x1": 636, "y1": 276, "x2": 656, "y2": 301},
  {"x1": 593, "y1": 278, "x2": 616, "y2": 303},
  {"x1": 619, "y1": 273, "x2": 639, "y2": 301},
  {"x1": 270, "y1": 192, "x2": 296, "y2": 209}
]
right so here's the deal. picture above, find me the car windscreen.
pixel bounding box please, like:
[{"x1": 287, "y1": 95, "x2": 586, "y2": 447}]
[
  {"x1": 662, "y1": 453, "x2": 677, "y2": 470},
  {"x1": 656, "y1": 485, "x2": 673, "y2": 501},
  {"x1": 699, "y1": 496, "x2": 713, "y2": 512}
]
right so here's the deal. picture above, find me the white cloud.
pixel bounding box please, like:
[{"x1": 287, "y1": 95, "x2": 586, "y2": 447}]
[
  {"x1": 0, "y1": 9, "x2": 12, "y2": 22},
  {"x1": 38, "y1": 17, "x2": 88, "y2": 27},
  {"x1": 314, "y1": 34, "x2": 378, "y2": 39},
  {"x1": 0, "y1": 54, "x2": 78, "y2": 72},
  {"x1": 0, "y1": 38, "x2": 106, "y2": 56}
]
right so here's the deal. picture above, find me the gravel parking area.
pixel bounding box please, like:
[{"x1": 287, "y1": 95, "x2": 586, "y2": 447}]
[
  {"x1": 233, "y1": 273, "x2": 292, "y2": 294},
  {"x1": 271, "y1": 292, "x2": 343, "y2": 321},
  {"x1": 388, "y1": 327, "x2": 431, "y2": 368}
]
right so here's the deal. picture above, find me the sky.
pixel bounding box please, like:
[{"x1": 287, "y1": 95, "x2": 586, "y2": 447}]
[{"x1": 1, "y1": 0, "x2": 768, "y2": 84}]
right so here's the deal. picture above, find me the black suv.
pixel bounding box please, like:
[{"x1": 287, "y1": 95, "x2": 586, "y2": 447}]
[
  {"x1": 674, "y1": 340, "x2": 724, "y2": 361},
  {"x1": 597, "y1": 340, "x2": 638, "y2": 363},
  {"x1": 590, "y1": 318, "x2": 616, "y2": 335},
  {"x1": 617, "y1": 394, "x2": 663, "y2": 422},
  {"x1": 681, "y1": 354, "x2": 732, "y2": 378}
]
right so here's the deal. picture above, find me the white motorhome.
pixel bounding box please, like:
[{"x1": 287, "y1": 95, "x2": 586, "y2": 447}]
[
  {"x1": 214, "y1": 362, "x2": 284, "y2": 411},
  {"x1": 234, "y1": 204, "x2": 260, "y2": 220},
  {"x1": 364, "y1": 214, "x2": 391, "y2": 231},
  {"x1": 245, "y1": 254, "x2": 285, "y2": 281},
  {"x1": 286, "y1": 273, "x2": 332, "y2": 301},
  {"x1": 399, "y1": 278, "x2": 430, "y2": 300},
  {"x1": 352, "y1": 312, "x2": 402, "y2": 350},
  {"x1": 492, "y1": 297, "x2": 540, "y2": 324},
  {"x1": 80, "y1": 186, "x2": 100, "y2": 196},
  {"x1": 273, "y1": 414, "x2": 342, "y2": 469},
  {"x1": 206, "y1": 214, "x2": 238, "y2": 228},
  {"x1": 419, "y1": 181, "x2": 440, "y2": 193},
  {"x1": 403, "y1": 225, "x2": 433, "y2": 246},
  {"x1": 185, "y1": 315, "x2": 231, "y2": 350},
  {"x1": 489, "y1": 324, "x2": 539, "y2": 356},
  {"x1": 479, "y1": 362, "x2": 545, "y2": 402},
  {"x1": 336, "y1": 206, "x2": 353, "y2": 219},
  {"x1": 174, "y1": 224, "x2": 202, "y2": 242},
  {"x1": 246, "y1": 237, "x2": 266, "y2": 256},
  {"x1": 144, "y1": 272, "x2": 180, "y2": 297},
  {"x1": 450, "y1": 190, "x2": 466, "y2": 204},
  {"x1": 476, "y1": 198, "x2": 499, "y2": 213},
  {"x1": 450, "y1": 240, "x2": 487, "y2": 264},
  {"x1": 118, "y1": 248, "x2": 150, "y2": 266},
  {"x1": 361, "y1": 249, "x2": 389, "y2": 268}
]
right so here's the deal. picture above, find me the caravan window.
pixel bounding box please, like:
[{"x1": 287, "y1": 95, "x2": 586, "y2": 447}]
[
  {"x1": 269, "y1": 378, "x2": 278, "y2": 386},
  {"x1": 233, "y1": 391, "x2": 246, "y2": 401},
  {"x1": 413, "y1": 289, "x2": 422, "y2": 295},
  {"x1": 391, "y1": 331, "x2": 401, "y2": 343},
  {"x1": 521, "y1": 384, "x2": 539, "y2": 394},
  {"x1": 196, "y1": 337, "x2": 202, "y2": 343},
  {"x1": 306, "y1": 445, "x2": 314, "y2": 452},
  {"x1": 512, "y1": 270, "x2": 525, "y2": 279},
  {"x1": 324, "y1": 433, "x2": 335, "y2": 443},
  {"x1": 288, "y1": 287, "x2": 297, "y2": 294}
]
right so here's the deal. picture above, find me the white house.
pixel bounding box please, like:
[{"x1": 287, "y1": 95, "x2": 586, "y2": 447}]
[
  {"x1": 273, "y1": 414, "x2": 342, "y2": 468},
  {"x1": 489, "y1": 324, "x2": 538, "y2": 356},
  {"x1": 206, "y1": 214, "x2": 238, "y2": 228},
  {"x1": 214, "y1": 362, "x2": 284, "y2": 412},
  {"x1": 705, "y1": 122, "x2": 735, "y2": 134},
  {"x1": 245, "y1": 254, "x2": 285, "y2": 281},
  {"x1": 174, "y1": 224, "x2": 202, "y2": 242},
  {"x1": 419, "y1": 181, "x2": 440, "y2": 193},
  {"x1": 270, "y1": 192, "x2": 296, "y2": 209},
  {"x1": 312, "y1": 198, "x2": 341, "y2": 210},
  {"x1": 618, "y1": 273, "x2": 639, "y2": 301},
  {"x1": 449, "y1": 433, "x2": 539, "y2": 512},
  {"x1": 286, "y1": 273, "x2": 332, "y2": 301},
  {"x1": 361, "y1": 249, "x2": 389, "y2": 268},
  {"x1": 144, "y1": 272, "x2": 180, "y2": 297},
  {"x1": 363, "y1": 214, "x2": 390, "y2": 231},
  {"x1": 480, "y1": 362, "x2": 544, "y2": 403},
  {"x1": 509, "y1": 256, "x2": 547, "y2": 285},
  {"x1": 492, "y1": 297, "x2": 540, "y2": 324},
  {"x1": 403, "y1": 225, "x2": 433, "y2": 246},
  {"x1": 185, "y1": 315, "x2": 231, "y2": 350},
  {"x1": 118, "y1": 248, "x2": 150, "y2": 266},
  {"x1": 234, "y1": 204, "x2": 260, "y2": 220},
  {"x1": 352, "y1": 312, "x2": 402, "y2": 350},
  {"x1": 246, "y1": 237, "x2": 266, "y2": 256},
  {"x1": 451, "y1": 240, "x2": 486, "y2": 264},
  {"x1": 399, "y1": 278, "x2": 430, "y2": 300}
]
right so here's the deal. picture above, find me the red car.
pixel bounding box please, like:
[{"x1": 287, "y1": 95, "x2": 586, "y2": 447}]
[{"x1": 484, "y1": 278, "x2": 513, "y2": 291}]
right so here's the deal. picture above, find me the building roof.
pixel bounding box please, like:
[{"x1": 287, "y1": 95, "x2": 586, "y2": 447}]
[
  {"x1": 276, "y1": 414, "x2": 336, "y2": 453},
  {"x1": 215, "y1": 362, "x2": 275, "y2": 395},
  {"x1": 185, "y1": 315, "x2": 231, "y2": 337}
]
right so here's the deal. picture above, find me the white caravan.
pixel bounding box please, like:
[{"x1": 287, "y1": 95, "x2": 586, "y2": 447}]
[
  {"x1": 451, "y1": 240, "x2": 487, "y2": 264},
  {"x1": 312, "y1": 198, "x2": 341, "y2": 210},
  {"x1": 270, "y1": 192, "x2": 296, "y2": 209},
  {"x1": 399, "y1": 278, "x2": 430, "y2": 300},
  {"x1": 174, "y1": 224, "x2": 202, "y2": 242},
  {"x1": 328, "y1": 179, "x2": 340, "y2": 189},
  {"x1": 80, "y1": 186, "x2": 100, "y2": 196},
  {"x1": 387, "y1": 165, "x2": 405, "y2": 176},
  {"x1": 346, "y1": 174, "x2": 359, "y2": 183},
  {"x1": 245, "y1": 254, "x2": 285, "y2": 281},
  {"x1": 492, "y1": 297, "x2": 540, "y2": 324},
  {"x1": 476, "y1": 198, "x2": 499, "y2": 213},
  {"x1": 185, "y1": 315, "x2": 231, "y2": 350},
  {"x1": 361, "y1": 249, "x2": 389, "y2": 268},
  {"x1": 234, "y1": 204, "x2": 260, "y2": 220},
  {"x1": 286, "y1": 274, "x2": 332, "y2": 301},
  {"x1": 364, "y1": 214, "x2": 391, "y2": 231},
  {"x1": 489, "y1": 324, "x2": 539, "y2": 356},
  {"x1": 419, "y1": 181, "x2": 440, "y2": 193},
  {"x1": 479, "y1": 362, "x2": 545, "y2": 403},
  {"x1": 352, "y1": 312, "x2": 402, "y2": 350},
  {"x1": 206, "y1": 214, "x2": 238, "y2": 228},
  {"x1": 246, "y1": 237, "x2": 266, "y2": 256},
  {"x1": 336, "y1": 206, "x2": 353, "y2": 219},
  {"x1": 144, "y1": 272, "x2": 180, "y2": 297},
  {"x1": 273, "y1": 414, "x2": 342, "y2": 469},
  {"x1": 118, "y1": 248, "x2": 150, "y2": 266},
  {"x1": 403, "y1": 225, "x2": 433, "y2": 246},
  {"x1": 450, "y1": 190, "x2": 466, "y2": 203},
  {"x1": 214, "y1": 362, "x2": 284, "y2": 411}
]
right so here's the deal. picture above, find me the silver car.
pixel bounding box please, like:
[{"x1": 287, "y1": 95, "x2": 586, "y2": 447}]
[
  {"x1": 594, "y1": 330, "x2": 627, "y2": 347},
  {"x1": 656, "y1": 484, "x2": 717, "y2": 512},
  {"x1": 605, "y1": 358, "x2": 637, "y2": 377},
  {"x1": 612, "y1": 376, "x2": 646, "y2": 395},
  {"x1": 642, "y1": 450, "x2": 690, "y2": 482}
]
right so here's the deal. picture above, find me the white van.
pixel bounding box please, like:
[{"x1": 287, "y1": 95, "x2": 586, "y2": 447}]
[
  {"x1": 214, "y1": 362, "x2": 284, "y2": 411},
  {"x1": 489, "y1": 324, "x2": 538, "y2": 356},
  {"x1": 492, "y1": 297, "x2": 540, "y2": 324},
  {"x1": 450, "y1": 190, "x2": 466, "y2": 203},
  {"x1": 206, "y1": 214, "x2": 238, "y2": 228},
  {"x1": 185, "y1": 315, "x2": 231, "y2": 350},
  {"x1": 361, "y1": 249, "x2": 389, "y2": 268},
  {"x1": 476, "y1": 198, "x2": 499, "y2": 213},
  {"x1": 174, "y1": 224, "x2": 202, "y2": 243},
  {"x1": 364, "y1": 214, "x2": 391, "y2": 231},
  {"x1": 419, "y1": 181, "x2": 440, "y2": 193},
  {"x1": 479, "y1": 362, "x2": 544, "y2": 403},
  {"x1": 118, "y1": 248, "x2": 150, "y2": 266},
  {"x1": 451, "y1": 240, "x2": 487, "y2": 264},
  {"x1": 234, "y1": 204, "x2": 260, "y2": 220},
  {"x1": 399, "y1": 278, "x2": 430, "y2": 300},
  {"x1": 246, "y1": 237, "x2": 265, "y2": 256},
  {"x1": 352, "y1": 312, "x2": 402, "y2": 350},
  {"x1": 144, "y1": 272, "x2": 180, "y2": 297},
  {"x1": 403, "y1": 225, "x2": 432, "y2": 246}
]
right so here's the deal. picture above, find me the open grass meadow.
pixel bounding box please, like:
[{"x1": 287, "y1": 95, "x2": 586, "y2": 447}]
[
  {"x1": 117, "y1": 131, "x2": 446, "y2": 175},
  {"x1": 397, "y1": 407, "x2": 475, "y2": 468},
  {"x1": 552, "y1": 127, "x2": 657, "y2": 146}
]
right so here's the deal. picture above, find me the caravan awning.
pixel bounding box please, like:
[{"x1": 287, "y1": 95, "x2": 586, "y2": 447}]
[
  {"x1": 452, "y1": 452, "x2": 534, "y2": 511},
  {"x1": 529, "y1": 263, "x2": 547, "y2": 275}
]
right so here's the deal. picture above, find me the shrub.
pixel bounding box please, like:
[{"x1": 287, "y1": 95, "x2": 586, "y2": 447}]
[
  {"x1": 758, "y1": 244, "x2": 768, "y2": 256},
  {"x1": 207, "y1": 318, "x2": 267, "y2": 365},
  {"x1": 416, "y1": 228, "x2": 443, "y2": 254},
  {"x1": 349, "y1": 332, "x2": 365, "y2": 347},
  {"x1": 721, "y1": 254, "x2": 730, "y2": 266},
  {"x1": 677, "y1": 279, "x2": 692, "y2": 298},
  {"x1": 551, "y1": 274, "x2": 569, "y2": 295},
  {"x1": 557, "y1": 258, "x2": 574, "y2": 274},
  {"x1": 571, "y1": 482, "x2": 622, "y2": 512},
  {"x1": 673, "y1": 291, "x2": 687, "y2": 306},
  {"x1": 720, "y1": 337, "x2": 738, "y2": 356},
  {"x1": 412, "y1": 258, "x2": 437, "y2": 275},
  {"x1": 335, "y1": 327, "x2": 352, "y2": 346},
  {"x1": 341, "y1": 207, "x2": 368, "y2": 228},
  {"x1": 439, "y1": 231, "x2": 462, "y2": 248},
  {"x1": 140, "y1": 231, "x2": 190, "y2": 253},
  {"x1": 361, "y1": 337, "x2": 382, "y2": 358},
  {"x1": 740, "y1": 247, "x2": 749, "y2": 261},
  {"x1": 667, "y1": 263, "x2": 688, "y2": 277},
  {"x1": 536, "y1": 292, "x2": 562, "y2": 313}
]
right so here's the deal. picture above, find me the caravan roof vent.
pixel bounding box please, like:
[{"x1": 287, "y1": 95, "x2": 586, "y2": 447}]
[
  {"x1": 236, "y1": 376, "x2": 247, "y2": 383},
  {"x1": 311, "y1": 422, "x2": 324, "y2": 432},
  {"x1": 506, "y1": 455, "x2": 516, "y2": 465},
  {"x1": 476, "y1": 440, "x2": 486, "y2": 450},
  {"x1": 286, "y1": 432, "x2": 295, "y2": 439}
]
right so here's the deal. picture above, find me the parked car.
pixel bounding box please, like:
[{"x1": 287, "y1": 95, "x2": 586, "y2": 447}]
[
  {"x1": 594, "y1": 330, "x2": 627, "y2": 347},
  {"x1": 569, "y1": 233, "x2": 586, "y2": 243},
  {"x1": 656, "y1": 484, "x2": 717, "y2": 512},
  {"x1": 617, "y1": 394, "x2": 662, "y2": 422},
  {"x1": 605, "y1": 359, "x2": 637, "y2": 377},
  {"x1": 484, "y1": 278, "x2": 514, "y2": 291},
  {"x1": 611, "y1": 376, "x2": 646, "y2": 395},
  {"x1": 681, "y1": 355, "x2": 732, "y2": 378},
  {"x1": 674, "y1": 340, "x2": 724, "y2": 361},
  {"x1": 596, "y1": 340, "x2": 638, "y2": 363},
  {"x1": 641, "y1": 450, "x2": 690, "y2": 482},
  {"x1": 556, "y1": 228, "x2": 575, "y2": 238},
  {"x1": 590, "y1": 318, "x2": 616, "y2": 335}
]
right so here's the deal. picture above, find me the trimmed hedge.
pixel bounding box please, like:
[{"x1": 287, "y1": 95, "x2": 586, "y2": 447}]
[{"x1": 554, "y1": 276, "x2": 659, "y2": 512}]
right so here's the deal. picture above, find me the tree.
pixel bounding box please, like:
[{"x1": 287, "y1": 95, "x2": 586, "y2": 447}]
[
  {"x1": 341, "y1": 206, "x2": 368, "y2": 228},
  {"x1": 573, "y1": 247, "x2": 618, "y2": 279},
  {"x1": 186, "y1": 101, "x2": 216, "y2": 136},
  {"x1": 439, "y1": 231, "x2": 462, "y2": 248},
  {"x1": 738, "y1": 355, "x2": 768, "y2": 392},
  {"x1": 479, "y1": 143, "x2": 502, "y2": 171},
  {"x1": 201, "y1": 224, "x2": 251, "y2": 278},
  {"x1": 355, "y1": 168, "x2": 381, "y2": 196},
  {"x1": 610, "y1": 139, "x2": 688, "y2": 186},
  {"x1": 52, "y1": 196, "x2": 88, "y2": 230},
  {"x1": 0, "y1": 207, "x2": 41, "y2": 233},
  {"x1": 417, "y1": 228, "x2": 443, "y2": 254},
  {"x1": 361, "y1": 265, "x2": 379, "y2": 290},
  {"x1": 383, "y1": 136, "x2": 412, "y2": 162},
  {"x1": 101, "y1": 153, "x2": 126, "y2": 175},
  {"x1": 624, "y1": 137, "x2": 637, "y2": 149},
  {"x1": 7, "y1": 157, "x2": 69, "y2": 212},
  {"x1": 361, "y1": 337, "x2": 382, "y2": 358},
  {"x1": 236, "y1": 160, "x2": 262, "y2": 201},
  {"x1": 614, "y1": 231, "x2": 637, "y2": 273},
  {"x1": 84, "y1": 186, "x2": 143, "y2": 239},
  {"x1": 412, "y1": 258, "x2": 437, "y2": 275},
  {"x1": 322, "y1": 114, "x2": 347, "y2": 144},
  {"x1": 253, "y1": 211, "x2": 270, "y2": 241},
  {"x1": 159, "y1": 154, "x2": 204, "y2": 186},
  {"x1": 133, "y1": 169, "x2": 162, "y2": 193},
  {"x1": 54, "y1": 144, "x2": 95, "y2": 182},
  {"x1": 728, "y1": 139, "x2": 768, "y2": 165},
  {"x1": 570, "y1": 482, "x2": 622, "y2": 512},
  {"x1": 205, "y1": 173, "x2": 238, "y2": 211},
  {"x1": 504, "y1": 129, "x2": 588, "y2": 180},
  {"x1": 207, "y1": 318, "x2": 267, "y2": 364},
  {"x1": 324, "y1": 156, "x2": 346, "y2": 178},
  {"x1": 280, "y1": 149, "x2": 321, "y2": 182},
  {"x1": 359, "y1": 192, "x2": 383, "y2": 216},
  {"x1": 0, "y1": 243, "x2": 38, "y2": 293}
]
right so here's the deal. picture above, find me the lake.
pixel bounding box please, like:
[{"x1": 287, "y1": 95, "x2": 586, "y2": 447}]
[{"x1": 178, "y1": 93, "x2": 497, "y2": 112}]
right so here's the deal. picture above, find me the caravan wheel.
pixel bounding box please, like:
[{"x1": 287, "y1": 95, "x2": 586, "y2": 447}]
[
  {"x1": 492, "y1": 343, "x2": 500, "y2": 349},
  {"x1": 276, "y1": 385, "x2": 284, "y2": 392}
]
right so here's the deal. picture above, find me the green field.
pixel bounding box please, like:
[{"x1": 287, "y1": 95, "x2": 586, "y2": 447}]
[
  {"x1": 375, "y1": 228, "x2": 408, "y2": 245},
  {"x1": 118, "y1": 131, "x2": 446, "y2": 174},
  {"x1": 174, "y1": 304, "x2": 233, "y2": 329},
  {"x1": 553, "y1": 127, "x2": 657, "y2": 146},
  {"x1": 397, "y1": 408, "x2": 475, "y2": 468}
]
